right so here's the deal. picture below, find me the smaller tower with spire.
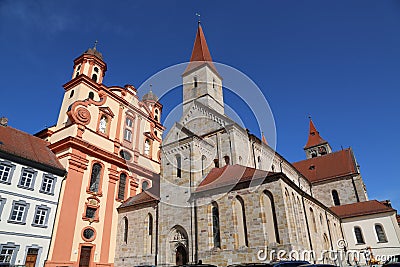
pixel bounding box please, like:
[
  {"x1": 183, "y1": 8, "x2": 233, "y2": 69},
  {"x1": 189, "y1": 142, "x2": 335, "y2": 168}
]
[{"x1": 304, "y1": 118, "x2": 332, "y2": 158}]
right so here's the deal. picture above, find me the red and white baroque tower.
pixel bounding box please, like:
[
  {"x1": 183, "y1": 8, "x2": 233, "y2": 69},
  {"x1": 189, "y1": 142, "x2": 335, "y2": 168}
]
[{"x1": 37, "y1": 45, "x2": 164, "y2": 267}]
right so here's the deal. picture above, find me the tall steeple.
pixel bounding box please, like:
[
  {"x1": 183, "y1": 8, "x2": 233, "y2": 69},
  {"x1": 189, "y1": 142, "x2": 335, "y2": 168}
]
[
  {"x1": 183, "y1": 22, "x2": 219, "y2": 76},
  {"x1": 182, "y1": 23, "x2": 224, "y2": 114},
  {"x1": 304, "y1": 118, "x2": 332, "y2": 158}
]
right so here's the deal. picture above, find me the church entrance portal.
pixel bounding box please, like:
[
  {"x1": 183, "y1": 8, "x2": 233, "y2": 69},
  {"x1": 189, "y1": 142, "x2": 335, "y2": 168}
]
[{"x1": 176, "y1": 245, "x2": 188, "y2": 265}]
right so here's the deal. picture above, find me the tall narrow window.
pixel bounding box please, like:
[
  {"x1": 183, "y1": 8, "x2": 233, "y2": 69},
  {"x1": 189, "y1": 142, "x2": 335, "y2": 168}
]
[
  {"x1": 201, "y1": 155, "x2": 206, "y2": 176},
  {"x1": 194, "y1": 77, "x2": 198, "y2": 88},
  {"x1": 75, "y1": 65, "x2": 81, "y2": 78},
  {"x1": 212, "y1": 202, "x2": 221, "y2": 248},
  {"x1": 176, "y1": 155, "x2": 182, "y2": 178},
  {"x1": 118, "y1": 173, "x2": 127, "y2": 200},
  {"x1": 123, "y1": 217, "x2": 128, "y2": 244},
  {"x1": 261, "y1": 191, "x2": 279, "y2": 244},
  {"x1": 214, "y1": 159, "x2": 219, "y2": 168},
  {"x1": 88, "y1": 92, "x2": 94, "y2": 100},
  {"x1": 89, "y1": 163, "x2": 102, "y2": 193},
  {"x1": 354, "y1": 226, "x2": 365, "y2": 244},
  {"x1": 224, "y1": 156, "x2": 230, "y2": 165},
  {"x1": 212, "y1": 78, "x2": 215, "y2": 89},
  {"x1": 145, "y1": 214, "x2": 153, "y2": 254},
  {"x1": 375, "y1": 224, "x2": 387, "y2": 242},
  {"x1": 124, "y1": 129, "x2": 132, "y2": 142},
  {"x1": 92, "y1": 74, "x2": 98, "y2": 82},
  {"x1": 332, "y1": 190, "x2": 341, "y2": 206},
  {"x1": 257, "y1": 156, "x2": 261, "y2": 169},
  {"x1": 234, "y1": 196, "x2": 248, "y2": 247},
  {"x1": 144, "y1": 139, "x2": 151, "y2": 156},
  {"x1": 310, "y1": 207, "x2": 317, "y2": 233}
]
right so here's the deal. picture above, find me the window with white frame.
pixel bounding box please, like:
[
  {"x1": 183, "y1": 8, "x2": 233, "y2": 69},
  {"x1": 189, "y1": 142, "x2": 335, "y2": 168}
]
[
  {"x1": 126, "y1": 117, "x2": 133, "y2": 127},
  {"x1": 124, "y1": 129, "x2": 132, "y2": 142},
  {"x1": 375, "y1": 224, "x2": 388, "y2": 243},
  {"x1": 18, "y1": 168, "x2": 37, "y2": 190},
  {"x1": 0, "y1": 161, "x2": 15, "y2": 185},
  {"x1": 32, "y1": 205, "x2": 50, "y2": 227},
  {"x1": 8, "y1": 200, "x2": 29, "y2": 224},
  {"x1": 0, "y1": 243, "x2": 19, "y2": 264},
  {"x1": 40, "y1": 175, "x2": 56, "y2": 195},
  {"x1": 0, "y1": 247, "x2": 14, "y2": 263}
]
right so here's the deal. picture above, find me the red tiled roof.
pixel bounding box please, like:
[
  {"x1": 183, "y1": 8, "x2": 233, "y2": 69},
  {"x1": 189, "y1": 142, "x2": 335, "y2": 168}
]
[
  {"x1": 196, "y1": 164, "x2": 276, "y2": 193},
  {"x1": 304, "y1": 119, "x2": 327, "y2": 149},
  {"x1": 292, "y1": 148, "x2": 357, "y2": 183},
  {"x1": 183, "y1": 23, "x2": 219, "y2": 75},
  {"x1": 118, "y1": 189, "x2": 159, "y2": 209},
  {"x1": 330, "y1": 200, "x2": 396, "y2": 219},
  {"x1": 0, "y1": 125, "x2": 65, "y2": 174}
]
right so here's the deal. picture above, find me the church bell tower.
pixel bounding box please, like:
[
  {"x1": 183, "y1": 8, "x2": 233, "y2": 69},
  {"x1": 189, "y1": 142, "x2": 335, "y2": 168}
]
[
  {"x1": 182, "y1": 23, "x2": 224, "y2": 115},
  {"x1": 304, "y1": 118, "x2": 332, "y2": 158}
]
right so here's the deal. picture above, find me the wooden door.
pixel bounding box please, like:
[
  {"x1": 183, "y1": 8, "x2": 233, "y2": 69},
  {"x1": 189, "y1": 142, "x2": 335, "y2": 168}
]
[
  {"x1": 79, "y1": 246, "x2": 92, "y2": 267},
  {"x1": 25, "y1": 248, "x2": 38, "y2": 267}
]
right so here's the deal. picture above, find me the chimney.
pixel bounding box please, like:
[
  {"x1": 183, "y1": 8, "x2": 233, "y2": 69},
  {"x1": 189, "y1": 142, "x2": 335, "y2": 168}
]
[{"x1": 0, "y1": 117, "x2": 8, "y2": 127}]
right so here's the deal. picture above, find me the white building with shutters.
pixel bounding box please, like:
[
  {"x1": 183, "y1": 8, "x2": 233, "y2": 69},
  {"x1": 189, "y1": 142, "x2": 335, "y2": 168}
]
[{"x1": 0, "y1": 119, "x2": 66, "y2": 267}]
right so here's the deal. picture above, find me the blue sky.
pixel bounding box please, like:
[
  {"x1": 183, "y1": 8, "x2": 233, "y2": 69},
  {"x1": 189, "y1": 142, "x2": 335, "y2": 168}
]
[{"x1": 0, "y1": 0, "x2": 399, "y2": 210}]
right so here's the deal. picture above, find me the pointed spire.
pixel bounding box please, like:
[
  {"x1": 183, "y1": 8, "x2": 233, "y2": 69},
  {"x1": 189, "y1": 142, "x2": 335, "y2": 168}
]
[
  {"x1": 262, "y1": 132, "x2": 268, "y2": 145},
  {"x1": 304, "y1": 118, "x2": 328, "y2": 149},
  {"x1": 183, "y1": 23, "x2": 219, "y2": 75}
]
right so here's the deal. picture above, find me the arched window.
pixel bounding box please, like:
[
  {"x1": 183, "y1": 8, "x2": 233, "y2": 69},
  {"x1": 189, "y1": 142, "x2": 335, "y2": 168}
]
[
  {"x1": 99, "y1": 115, "x2": 108, "y2": 134},
  {"x1": 257, "y1": 156, "x2": 261, "y2": 169},
  {"x1": 214, "y1": 159, "x2": 219, "y2": 168},
  {"x1": 234, "y1": 196, "x2": 248, "y2": 247},
  {"x1": 145, "y1": 213, "x2": 153, "y2": 254},
  {"x1": 354, "y1": 226, "x2": 365, "y2": 244},
  {"x1": 332, "y1": 190, "x2": 341, "y2": 206},
  {"x1": 212, "y1": 202, "x2": 221, "y2": 248},
  {"x1": 123, "y1": 217, "x2": 128, "y2": 244},
  {"x1": 91, "y1": 73, "x2": 98, "y2": 82},
  {"x1": 75, "y1": 65, "x2": 81, "y2": 78},
  {"x1": 118, "y1": 173, "x2": 127, "y2": 200},
  {"x1": 89, "y1": 163, "x2": 102, "y2": 193},
  {"x1": 224, "y1": 156, "x2": 230, "y2": 165},
  {"x1": 261, "y1": 191, "x2": 279, "y2": 244},
  {"x1": 375, "y1": 224, "x2": 387, "y2": 242},
  {"x1": 144, "y1": 139, "x2": 151, "y2": 156},
  {"x1": 69, "y1": 90, "x2": 74, "y2": 98},
  {"x1": 94, "y1": 67, "x2": 99, "y2": 73},
  {"x1": 142, "y1": 181, "x2": 149, "y2": 191},
  {"x1": 176, "y1": 155, "x2": 182, "y2": 178},
  {"x1": 213, "y1": 78, "x2": 216, "y2": 89},
  {"x1": 310, "y1": 207, "x2": 317, "y2": 233},
  {"x1": 201, "y1": 155, "x2": 206, "y2": 176},
  {"x1": 88, "y1": 92, "x2": 94, "y2": 100},
  {"x1": 194, "y1": 77, "x2": 198, "y2": 88}
]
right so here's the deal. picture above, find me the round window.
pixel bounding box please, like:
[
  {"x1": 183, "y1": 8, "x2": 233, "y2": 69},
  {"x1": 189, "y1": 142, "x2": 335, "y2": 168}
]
[{"x1": 82, "y1": 228, "x2": 95, "y2": 241}]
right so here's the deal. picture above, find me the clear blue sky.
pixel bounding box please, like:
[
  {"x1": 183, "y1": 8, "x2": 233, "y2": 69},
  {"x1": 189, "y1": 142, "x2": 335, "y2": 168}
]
[{"x1": 1, "y1": 1, "x2": 399, "y2": 210}]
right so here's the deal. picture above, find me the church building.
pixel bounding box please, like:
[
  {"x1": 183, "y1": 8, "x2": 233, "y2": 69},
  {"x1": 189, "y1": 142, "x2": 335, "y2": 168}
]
[
  {"x1": 114, "y1": 23, "x2": 355, "y2": 267},
  {"x1": 35, "y1": 45, "x2": 164, "y2": 267}
]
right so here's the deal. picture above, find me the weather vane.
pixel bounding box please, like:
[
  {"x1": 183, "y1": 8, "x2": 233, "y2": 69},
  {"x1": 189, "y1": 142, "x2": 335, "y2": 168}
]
[
  {"x1": 195, "y1": 13, "x2": 201, "y2": 23},
  {"x1": 94, "y1": 40, "x2": 98, "y2": 50}
]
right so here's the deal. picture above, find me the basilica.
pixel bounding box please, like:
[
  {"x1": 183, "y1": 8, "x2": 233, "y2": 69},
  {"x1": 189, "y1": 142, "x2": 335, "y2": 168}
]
[{"x1": 113, "y1": 23, "x2": 400, "y2": 267}]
